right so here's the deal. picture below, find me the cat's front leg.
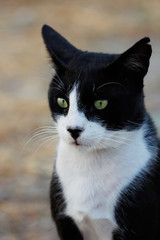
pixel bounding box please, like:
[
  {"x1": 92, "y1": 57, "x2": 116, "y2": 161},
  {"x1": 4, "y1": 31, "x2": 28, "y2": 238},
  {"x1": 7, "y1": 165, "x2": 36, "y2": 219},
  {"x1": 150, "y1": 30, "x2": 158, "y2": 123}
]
[
  {"x1": 112, "y1": 228, "x2": 150, "y2": 240},
  {"x1": 55, "y1": 216, "x2": 84, "y2": 240},
  {"x1": 50, "y1": 172, "x2": 84, "y2": 240},
  {"x1": 112, "y1": 228, "x2": 128, "y2": 240}
]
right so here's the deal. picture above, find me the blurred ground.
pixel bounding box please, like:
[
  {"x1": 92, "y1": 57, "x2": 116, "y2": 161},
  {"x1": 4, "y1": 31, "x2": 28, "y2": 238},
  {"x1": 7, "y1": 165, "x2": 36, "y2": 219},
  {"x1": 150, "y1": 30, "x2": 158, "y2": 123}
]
[{"x1": 0, "y1": 0, "x2": 160, "y2": 240}]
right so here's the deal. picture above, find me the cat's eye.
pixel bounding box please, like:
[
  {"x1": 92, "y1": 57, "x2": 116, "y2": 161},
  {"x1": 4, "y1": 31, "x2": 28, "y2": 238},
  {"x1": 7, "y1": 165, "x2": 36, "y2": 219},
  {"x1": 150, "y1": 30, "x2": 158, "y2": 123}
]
[
  {"x1": 94, "y1": 100, "x2": 108, "y2": 110},
  {"x1": 57, "y1": 98, "x2": 68, "y2": 108}
]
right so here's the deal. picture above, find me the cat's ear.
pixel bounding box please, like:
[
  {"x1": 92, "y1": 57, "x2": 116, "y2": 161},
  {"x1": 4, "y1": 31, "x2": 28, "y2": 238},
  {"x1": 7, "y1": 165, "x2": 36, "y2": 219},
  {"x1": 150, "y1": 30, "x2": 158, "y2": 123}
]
[
  {"x1": 42, "y1": 25, "x2": 80, "y2": 71},
  {"x1": 116, "y1": 37, "x2": 152, "y2": 77}
]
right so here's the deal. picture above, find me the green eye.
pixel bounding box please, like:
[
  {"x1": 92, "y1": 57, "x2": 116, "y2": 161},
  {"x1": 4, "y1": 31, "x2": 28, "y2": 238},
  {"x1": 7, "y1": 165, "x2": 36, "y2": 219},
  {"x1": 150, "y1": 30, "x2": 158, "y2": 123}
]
[
  {"x1": 94, "y1": 100, "x2": 108, "y2": 110},
  {"x1": 57, "y1": 98, "x2": 68, "y2": 108}
]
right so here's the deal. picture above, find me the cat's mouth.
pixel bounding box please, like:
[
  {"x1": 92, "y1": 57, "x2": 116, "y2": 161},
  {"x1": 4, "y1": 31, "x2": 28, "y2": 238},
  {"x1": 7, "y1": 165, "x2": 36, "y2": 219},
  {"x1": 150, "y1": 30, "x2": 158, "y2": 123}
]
[
  {"x1": 70, "y1": 138, "x2": 84, "y2": 147},
  {"x1": 74, "y1": 140, "x2": 81, "y2": 146},
  {"x1": 71, "y1": 139, "x2": 92, "y2": 149}
]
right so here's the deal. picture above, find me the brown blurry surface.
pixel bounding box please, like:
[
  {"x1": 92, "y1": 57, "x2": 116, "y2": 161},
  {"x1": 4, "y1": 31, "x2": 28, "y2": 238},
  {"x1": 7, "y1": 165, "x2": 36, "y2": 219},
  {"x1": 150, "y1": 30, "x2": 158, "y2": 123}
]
[{"x1": 0, "y1": 0, "x2": 160, "y2": 239}]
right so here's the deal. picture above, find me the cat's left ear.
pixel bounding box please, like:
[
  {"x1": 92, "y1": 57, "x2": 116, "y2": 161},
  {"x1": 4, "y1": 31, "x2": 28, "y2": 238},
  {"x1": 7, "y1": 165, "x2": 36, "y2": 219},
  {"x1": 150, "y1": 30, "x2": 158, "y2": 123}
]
[
  {"x1": 42, "y1": 25, "x2": 80, "y2": 71},
  {"x1": 116, "y1": 37, "x2": 152, "y2": 77}
]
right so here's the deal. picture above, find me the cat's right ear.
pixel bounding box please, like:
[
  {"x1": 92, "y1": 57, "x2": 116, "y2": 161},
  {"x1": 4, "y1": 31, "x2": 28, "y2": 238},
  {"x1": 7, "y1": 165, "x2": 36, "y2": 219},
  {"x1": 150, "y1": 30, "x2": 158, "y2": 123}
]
[
  {"x1": 41, "y1": 25, "x2": 80, "y2": 71},
  {"x1": 116, "y1": 37, "x2": 152, "y2": 77}
]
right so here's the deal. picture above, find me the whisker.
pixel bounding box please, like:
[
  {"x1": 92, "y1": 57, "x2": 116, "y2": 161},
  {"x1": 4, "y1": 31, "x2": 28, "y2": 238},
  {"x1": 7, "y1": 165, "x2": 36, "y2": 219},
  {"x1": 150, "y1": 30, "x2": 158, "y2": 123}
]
[
  {"x1": 92, "y1": 83, "x2": 95, "y2": 93},
  {"x1": 96, "y1": 82, "x2": 125, "y2": 91},
  {"x1": 55, "y1": 73, "x2": 65, "y2": 89},
  {"x1": 96, "y1": 139, "x2": 119, "y2": 151},
  {"x1": 34, "y1": 136, "x2": 58, "y2": 154},
  {"x1": 100, "y1": 136, "x2": 134, "y2": 148},
  {"x1": 24, "y1": 126, "x2": 58, "y2": 150},
  {"x1": 52, "y1": 86, "x2": 64, "y2": 93},
  {"x1": 77, "y1": 71, "x2": 82, "y2": 81},
  {"x1": 30, "y1": 126, "x2": 57, "y2": 134},
  {"x1": 103, "y1": 137, "x2": 134, "y2": 148},
  {"x1": 26, "y1": 130, "x2": 57, "y2": 142},
  {"x1": 52, "y1": 82, "x2": 64, "y2": 92},
  {"x1": 36, "y1": 135, "x2": 58, "y2": 144},
  {"x1": 31, "y1": 125, "x2": 57, "y2": 132},
  {"x1": 111, "y1": 135, "x2": 137, "y2": 143},
  {"x1": 31, "y1": 129, "x2": 58, "y2": 136},
  {"x1": 126, "y1": 120, "x2": 142, "y2": 126},
  {"x1": 47, "y1": 137, "x2": 59, "y2": 149}
]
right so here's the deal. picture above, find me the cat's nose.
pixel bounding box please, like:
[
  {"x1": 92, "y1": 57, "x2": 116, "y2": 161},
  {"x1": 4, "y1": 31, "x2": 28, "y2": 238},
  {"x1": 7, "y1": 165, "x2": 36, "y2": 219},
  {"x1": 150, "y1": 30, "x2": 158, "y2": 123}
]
[{"x1": 67, "y1": 127, "x2": 83, "y2": 140}]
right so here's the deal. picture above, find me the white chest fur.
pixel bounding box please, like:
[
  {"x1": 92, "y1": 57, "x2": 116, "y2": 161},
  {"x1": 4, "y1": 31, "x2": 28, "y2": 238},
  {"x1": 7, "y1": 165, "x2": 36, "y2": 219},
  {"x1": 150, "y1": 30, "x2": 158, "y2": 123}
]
[{"x1": 56, "y1": 128, "x2": 151, "y2": 240}]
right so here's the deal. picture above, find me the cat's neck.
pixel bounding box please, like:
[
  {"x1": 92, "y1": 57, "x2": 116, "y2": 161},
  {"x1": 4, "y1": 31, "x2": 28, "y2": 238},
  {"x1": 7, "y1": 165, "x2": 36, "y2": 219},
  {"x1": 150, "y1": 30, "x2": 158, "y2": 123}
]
[{"x1": 55, "y1": 126, "x2": 152, "y2": 225}]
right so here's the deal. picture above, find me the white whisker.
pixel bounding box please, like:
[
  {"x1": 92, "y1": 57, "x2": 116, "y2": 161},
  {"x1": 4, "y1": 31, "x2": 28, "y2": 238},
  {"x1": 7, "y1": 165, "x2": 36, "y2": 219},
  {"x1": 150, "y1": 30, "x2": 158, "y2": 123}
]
[
  {"x1": 31, "y1": 129, "x2": 58, "y2": 136},
  {"x1": 96, "y1": 82, "x2": 123, "y2": 91},
  {"x1": 127, "y1": 120, "x2": 142, "y2": 126},
  {"x1": 25, "y1": 131, "x2": 57, "y2": 146},
  {"x1": 24, "y1": 125, "x2": 58, "y2": 150},
  {"x1": 34, "y1": 136, "x2": 58, "y2": 154},
  {"x1": 36, "y1": 135, "x2": 58, "y2": 144},
  {"x1": 111, "y1": 135, "x2": 137, "y2": 143},
  {"x1": 55, "y1": 73, "x2": 65, "y2": 89},
  {"x1": 52, "y1": 82, "x2": 64, "y2": 93},
  {"x1": 108, "y1": 138, "x2": 134, "y2": 148}
]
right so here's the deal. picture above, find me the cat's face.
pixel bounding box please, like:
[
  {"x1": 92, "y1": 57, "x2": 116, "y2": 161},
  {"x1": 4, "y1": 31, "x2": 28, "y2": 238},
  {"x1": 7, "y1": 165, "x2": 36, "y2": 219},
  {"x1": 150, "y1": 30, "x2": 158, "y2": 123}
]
[
  {"x1": 54, "y1": 85, "x2": 110, "y2": 151},
  {"x1": 42, "y1": 25, "x2": 152, "y2": 151},
  {"x1": 48, "y1": 64, "x2": 143, "y2": 152},
  {"x1": 49, "y1": 81, "x2": 138, "y2": 152}
]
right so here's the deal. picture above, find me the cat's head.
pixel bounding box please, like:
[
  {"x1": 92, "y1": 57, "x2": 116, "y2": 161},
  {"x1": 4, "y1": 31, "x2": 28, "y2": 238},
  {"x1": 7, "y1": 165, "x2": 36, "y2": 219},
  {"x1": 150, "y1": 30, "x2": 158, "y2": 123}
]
[{"x1": 42, "y1": 25, "x2": 152, "y2": 151}]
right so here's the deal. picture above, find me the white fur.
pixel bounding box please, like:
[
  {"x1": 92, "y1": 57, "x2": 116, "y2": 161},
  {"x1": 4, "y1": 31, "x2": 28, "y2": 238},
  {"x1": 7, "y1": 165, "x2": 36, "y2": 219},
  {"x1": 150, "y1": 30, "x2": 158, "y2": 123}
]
[
  {"x1": 57, "y1": 87, "x2": 111, "y2": 152},
  {"x1": 55, "y1": 86, "x2": 152, "y2": 240}
]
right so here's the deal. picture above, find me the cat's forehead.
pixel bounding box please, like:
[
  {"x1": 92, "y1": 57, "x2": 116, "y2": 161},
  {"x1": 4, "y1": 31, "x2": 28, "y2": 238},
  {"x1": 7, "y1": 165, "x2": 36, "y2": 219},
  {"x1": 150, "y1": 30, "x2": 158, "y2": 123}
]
[
  {"x1": 62, "y1": 52, "x2": 119, "y2": 90},
  {"x1": 67, "y1": 52, "x2": 119, "y2": 72}
]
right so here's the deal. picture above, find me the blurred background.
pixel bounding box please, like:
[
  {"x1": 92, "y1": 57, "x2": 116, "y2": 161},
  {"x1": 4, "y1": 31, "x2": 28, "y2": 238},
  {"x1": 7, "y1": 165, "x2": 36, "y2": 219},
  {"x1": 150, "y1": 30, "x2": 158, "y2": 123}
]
[{"x1": 0, "y1": 0, "x2": 160, "y2": 239}]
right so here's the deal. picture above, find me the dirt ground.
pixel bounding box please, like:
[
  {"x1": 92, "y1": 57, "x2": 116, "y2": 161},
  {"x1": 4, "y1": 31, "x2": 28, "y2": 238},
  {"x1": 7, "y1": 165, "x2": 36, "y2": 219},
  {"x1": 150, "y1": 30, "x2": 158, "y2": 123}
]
[{"x1": 1, "y1": 0, "x2": 160, "y2": 240}]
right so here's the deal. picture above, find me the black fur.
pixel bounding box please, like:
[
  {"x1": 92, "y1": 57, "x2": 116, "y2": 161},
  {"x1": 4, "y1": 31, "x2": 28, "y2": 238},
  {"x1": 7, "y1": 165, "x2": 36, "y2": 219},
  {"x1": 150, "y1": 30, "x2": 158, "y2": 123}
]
[
  {"x1": 42, "y1": 24, "x2": 160, "y2": 240},
  {"x1": 42, "y1": 24, "x2": 151, "y2": 131},
  {"x1": 50, "y1": 172, "x2": 83, "y2": 240}
]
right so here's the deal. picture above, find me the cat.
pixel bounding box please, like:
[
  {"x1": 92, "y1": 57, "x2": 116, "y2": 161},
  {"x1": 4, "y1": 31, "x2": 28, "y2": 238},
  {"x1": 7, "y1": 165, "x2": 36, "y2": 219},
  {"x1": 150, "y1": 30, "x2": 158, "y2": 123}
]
[{"x1": 42, "y1": 24, "x2": 160, "y2": 240}]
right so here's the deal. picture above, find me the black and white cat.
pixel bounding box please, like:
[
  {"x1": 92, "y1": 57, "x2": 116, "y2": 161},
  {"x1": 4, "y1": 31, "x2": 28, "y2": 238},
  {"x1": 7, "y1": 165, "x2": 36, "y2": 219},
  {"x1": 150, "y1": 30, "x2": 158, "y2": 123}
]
[{"x1": 42, "y1": 25, "x2": 160, "y2": 240}]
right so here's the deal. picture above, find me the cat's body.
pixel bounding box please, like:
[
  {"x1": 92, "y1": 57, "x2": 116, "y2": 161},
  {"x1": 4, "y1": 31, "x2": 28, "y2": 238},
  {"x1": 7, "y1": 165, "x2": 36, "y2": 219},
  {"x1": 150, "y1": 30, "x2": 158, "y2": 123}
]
[{"x1": 42, "y1": 25, "x2": 160, "y2": 240}]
